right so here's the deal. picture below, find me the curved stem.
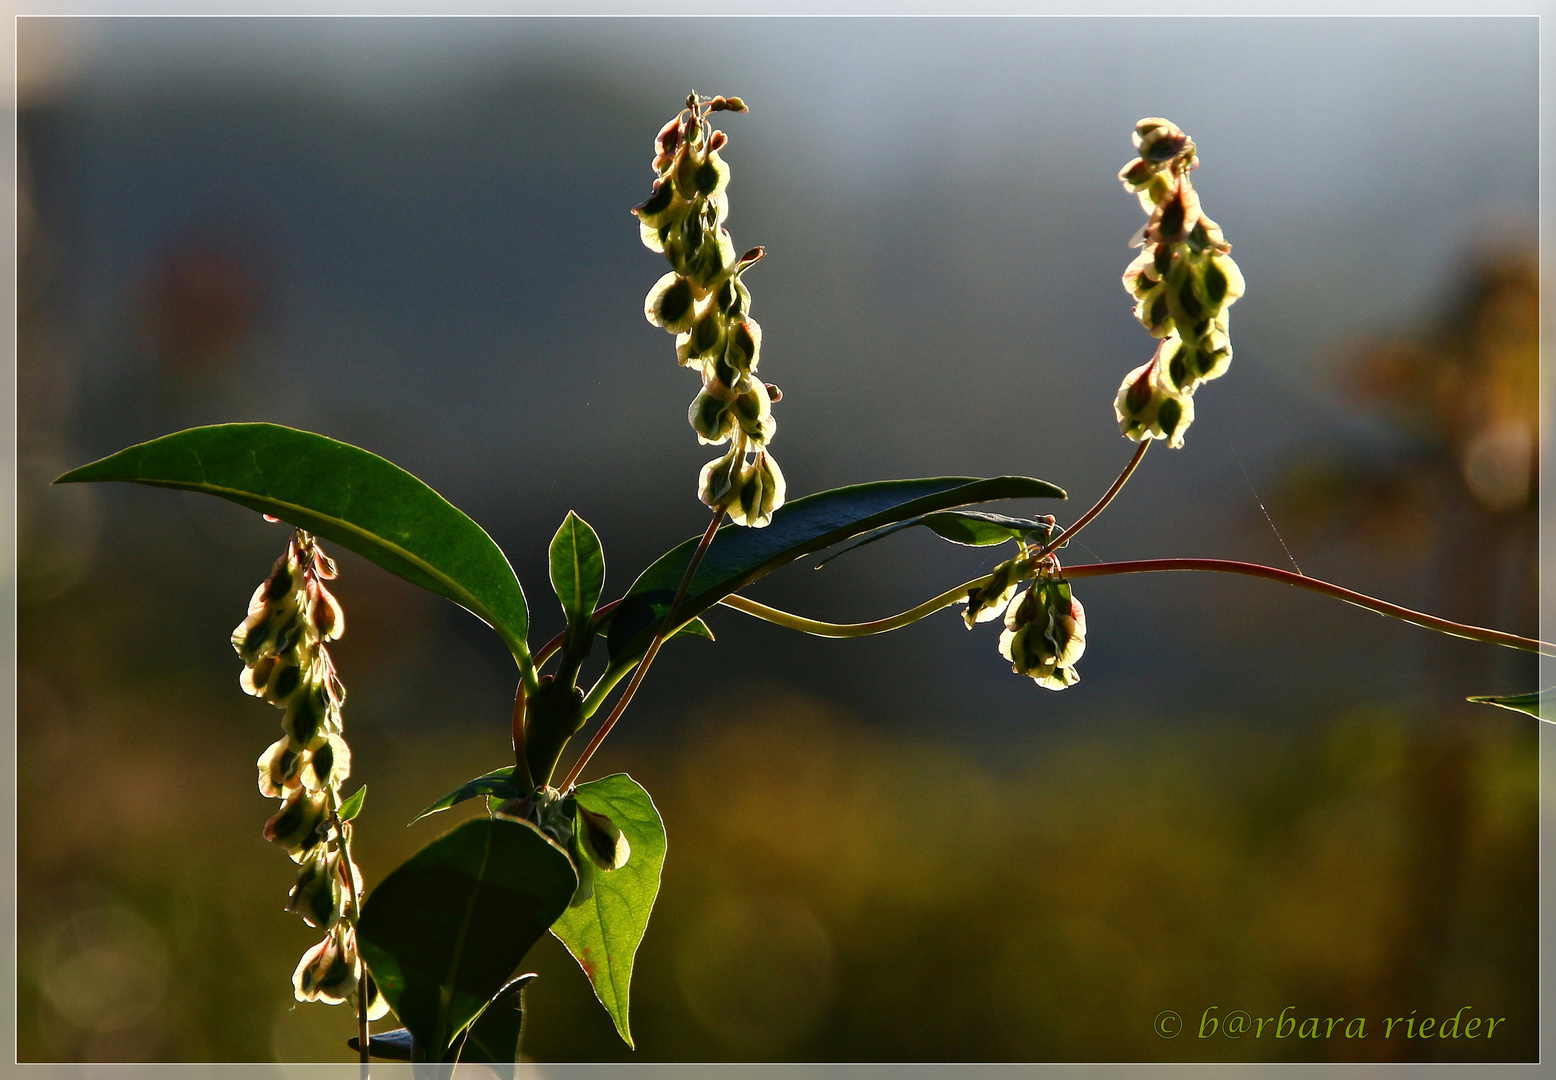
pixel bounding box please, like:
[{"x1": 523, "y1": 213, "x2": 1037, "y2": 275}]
[
  {"x1": 1060, "y1": 558, "x2": 1555, "y2": 655},
  {"x1": 1032, "y1": 440, "x2": 1149, "y2": 562},
  {"x1": 559, "y1": 510, "x2": 724, "y2": 791},
  {"x1": 720, "y1": 577, "x2": 981, "y2": 637},
  {"x1": 722, "y1": 557, "x2": 1553, "y2": 656},
  {"x1": 581, "y1": 659, "x2": 637, "y2": 719}
]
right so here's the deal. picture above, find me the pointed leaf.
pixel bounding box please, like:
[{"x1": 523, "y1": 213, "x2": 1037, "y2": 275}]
[
  {"x1": 550, "y1": 512, "x2": 605, "y2": 634},
  {"x1": 347, "y1": 1027, "x2": 416, "y2": 1061},
  {"x1": 814, "y1": 509, "x2": 1058, "y2": 568},
  {"x1": 607, "y1": 475, "x2": 1065, "y2": 664},
  {"x1": 357, "y1": 818, "x2": 577, "y2": 1060},
  {"x1": 673, "y1": 616, "x2": 714, "y2": 641},
  {"x1": 55, "y1": 424, "x2": 532, "y2": 667},
  {"x1": 549, "y1": 773, "x2": 667, "y2": 1048},
  {"x1": 411, "y1": 767, "x2": 524, "y2": 825},
  {"x1": 338, "y1": 786, "x2": 367, "y2": 822},
  {"x1": 459, "y1": 973, "x2": 536, "y2": 1070},
  {"x1": 1468, "y1": 689, "x2": 1554, "y2": 722}
]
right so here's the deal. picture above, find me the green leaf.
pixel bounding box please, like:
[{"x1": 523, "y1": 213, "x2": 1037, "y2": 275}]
[
  {"x1": 460, "y1": 973, "x2": 537, "y2": 1071},
  {"x1": 411, "y1": 767, "x2": 524, "y2": 825},
  {"x1": 550, "y1": 512, "x2": 605, "y2": 639},
  {"x1": 338, "y1": 786, "x2": 367, "y2": 822},
  {"x1": 55, "y1": 424, "x2": 532, "y2": 669},
  {"x1": 549, "y1": 774, "x2": 666, "y2": 1049},
  {"x1": 357, "y1": 818, "x2": 577, "y2": 1060},
  {"x1": 607, "y1": 475, "x2": 1065, "y2": 664},
  {"x1": 347, "y1": 1027, "x2": 416, "y2": 1061},
  {"x1": 813, "y1": 509, "x2": 1058, "y2": 568},
  {"x1": 1467, "y1": 689, "x2": 1554, "y2": 722},
  {"x1": 672, "y1": 616, "x2": 714, "y2": 641}
]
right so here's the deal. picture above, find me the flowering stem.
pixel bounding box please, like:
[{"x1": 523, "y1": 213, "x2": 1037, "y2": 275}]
[
  {"x1": 721, "y1": 559, "x2": 1553, "y2": 656},
  {"x1": 1032, "y1": 440, "x2": 1149, "y2": 563},
  {"x1": 1059, "y1": 558, "x2": 1555, "y2": 655},
  {"x1": 560, "y1": 509, "x2": 724, "y2": 791},
  {"x1": 324, "y1": 791, "x2": 369, "y2": 1071}
]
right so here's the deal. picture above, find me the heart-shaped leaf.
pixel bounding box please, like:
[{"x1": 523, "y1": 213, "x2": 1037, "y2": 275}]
[
  {"x1": 412, "y1": 767, "x2": 526, "y2": 825},
  {"x1": 607, "y1": 475, "x2": 1064, "y2": 664},
  {"x1": 357, "y1": 818, "x2": 577, "y2": 1060},
  {"x1": 549, "y1": 773, "x2": 666, "y2": 1048},
  {"x1": 55, "y1": 424, "x2": 532, "y2": 668},
  {"x1": 550, "y1": 512, "x2": 605, "y2": 644},
  {"x1": 1468, "y1": 689, "x2": 1554, "y2": 722}
]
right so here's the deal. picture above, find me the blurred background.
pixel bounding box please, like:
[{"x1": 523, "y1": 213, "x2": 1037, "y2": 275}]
[{"x1": 15, "y1": 18, "x2": 1539, "y2": 1063}]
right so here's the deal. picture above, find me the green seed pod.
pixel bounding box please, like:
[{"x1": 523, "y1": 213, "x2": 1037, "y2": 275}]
[
  {"x1": 715, "y1": 274, "x2": 751, "y2": 320},
  {"x1": 1118, "y1": 156, "x2": 1157, "y2": 192},
  {"x1": 1134, "y1": 288, "x2": 1176, "y2": 338},
  {"x1": 282, "y1": 675, "x2": 335, "y2": 750},
  {"x1": 687, "y1": 225, "x2": 736, "y2": 290},
  {"x1": 300, "y1": 731, "x2": 351, "y2": 793},
  {"x1": 632, "y1": 175, "x2": 686, "y2": 231},
  {"x1": 1113, "y1": 356, "x2": 1195, "y2": 448},
  {"x1": 678, "y1": 310, "x2": 727, "y2": 365},
  {"x1": 308, "y1": 580, "x2": 344, "y2": 642},
  {"x1": 258, "y1": 735, "x2": 305, "y2": 799},
  {"x1": 1134, "y1": 118, "x2": 1191, "y2": 164},
  {"x1": 689, "y1": 389, "x2": 737, "y2": 445},
  {"x1": 264, "y1": 787, "x2": 330, "y2": 858},
  {"x1": 576, "y1": 806, "x2": 631, "y2": 871},
  {"x1": 287, "y1": 846, "x2": 343, "y2": 929},
  {"x1": 963, "y1": 557, "x2": 1025, "y2": 628},
  {"x1": 705, "y1": 350, "x2": 755, "y2": 399},
  {"x1": 292, "y1": 928, "x2": 358, "y2": 1006},
  {"x1": 644, "y1": 272, "x2": 697, "y2": 333},
  {"x1": 724, "y1": 318, "x2": 761, "y2": 373},
  {"x1": 727, "y1": 451, "x2": 785, "y2": 528},
  {"x1": 699, "y1": 442, "x2": 743, "y2": 509},
  {"x1": 732, "y1": 382, "x2": 775, "y2": 444},
  {"x1": 1146, "y1": 183, "x2": 1201, "y2": 246},
  {"x1": 999, "y1": 581, "x2": 1086, "y2": 690}
]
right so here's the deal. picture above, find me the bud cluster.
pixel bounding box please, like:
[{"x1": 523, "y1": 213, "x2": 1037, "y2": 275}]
[
  {"x1": 1114, "y1": 118, "x2": 1245, "y2": 448},
  {"x1": 232, "y1": 529, "x2": 385, "y2": 1019},
  {"x1": 961, "y1": 518, "x2": 1088, "y2": 691},
  {"x1": 634, "y1": 93, "x2": 786, "y2": 527}
]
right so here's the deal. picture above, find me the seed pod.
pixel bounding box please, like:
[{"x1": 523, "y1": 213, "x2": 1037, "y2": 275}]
[
  {"x1": 308, "y1": 579, "x2": 344, "y2": 641},
  {"x1": 699, "y1": 442, "x2": 743, "y2": 508},
  {"x1": 576, "y1": 806, "x2": 631, "y2": 871},
  {"x1": 299, "y1": 731, "x2": 351, "y2": 792},
  {"x1": 964, "y1": 557, "x2": 1024, "y2": 628},
  {"x1": 632, "y1": 176, "x2": 685, "y2": 230},
  {"x1": 1146, "y1": 183, "x2": 1201, "y2": 246},
  {"x1": 645, "y1": 272, "x2": 697, "y2": 333},
  {"x1": 732, "y1": 382, "x2": 775, "y2": 444},
  {"x1": 679, "y1": 310, "x2": 727, "y2": 365},
  {"x1": 293, "y1": 928, "x2": 358, "y2": 1005},
  {"x1": 287, "y1": 846, "x2": 343, "y2": 929},
  {"x1": 999, "y1": 581, "x2": 1087, "y2": 690},
  {"x1": 689, "y1": 389, "x2": 737, "y2": 445},
  {"x1": 724, "y1": 318, "x2": 761, "y2": 374},
  {"x1": 687, "y1": 225, "x2": 737, "y2": 289},
  {"x1": 1113, "y1": 356, "x2": 1195, "y2": 448},
  {"x1": 1118, "y1": 156, "x2": 1157, "y2": 192},
  {"x1": 264, "y1": 787, "x2": 330, "y2": 858},
  {"x1": 282, "y1": 675, "x2": 335, "y2": 750},
  {"x1": 727, "y1": 451, "x2": 785, "y2": 528},
  {"x1": 258, "y1": 735, "x2": 305, "y2": 798}
]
